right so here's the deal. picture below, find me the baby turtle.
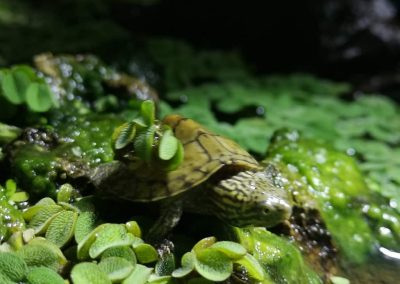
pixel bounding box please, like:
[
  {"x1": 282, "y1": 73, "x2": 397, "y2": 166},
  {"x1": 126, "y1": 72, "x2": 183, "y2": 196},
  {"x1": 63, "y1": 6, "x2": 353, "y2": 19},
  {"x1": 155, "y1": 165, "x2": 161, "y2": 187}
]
[{"x1": 91, "y1": 114, "x2": 292, "y2": 239}]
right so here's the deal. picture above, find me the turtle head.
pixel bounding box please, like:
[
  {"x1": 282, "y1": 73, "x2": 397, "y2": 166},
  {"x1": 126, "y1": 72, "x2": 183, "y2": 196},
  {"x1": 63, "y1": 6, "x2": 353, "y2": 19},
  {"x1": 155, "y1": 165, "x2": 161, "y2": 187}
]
[{"x1": 209, "y1": 167, "x2": 292, "y2": 227}]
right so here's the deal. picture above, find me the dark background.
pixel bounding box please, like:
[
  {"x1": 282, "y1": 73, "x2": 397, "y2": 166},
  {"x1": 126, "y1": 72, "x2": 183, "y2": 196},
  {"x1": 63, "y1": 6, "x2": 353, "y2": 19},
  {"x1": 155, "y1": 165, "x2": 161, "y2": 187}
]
[{"x1": 2, "y1": 0, "x2": 400, "y2": 98}]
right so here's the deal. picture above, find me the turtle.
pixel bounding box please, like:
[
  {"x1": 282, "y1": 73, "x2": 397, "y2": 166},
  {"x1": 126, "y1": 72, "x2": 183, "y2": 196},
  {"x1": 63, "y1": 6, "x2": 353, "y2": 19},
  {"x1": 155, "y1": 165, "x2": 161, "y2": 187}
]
[{"x1": 90, "y1": 114, "x2": 292, "y2": 240}]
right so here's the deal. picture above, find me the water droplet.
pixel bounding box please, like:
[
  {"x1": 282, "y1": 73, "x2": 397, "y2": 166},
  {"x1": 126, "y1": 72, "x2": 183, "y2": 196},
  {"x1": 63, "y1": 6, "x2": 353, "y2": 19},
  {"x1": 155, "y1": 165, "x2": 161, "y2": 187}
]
[{"x1": 256, "y1": 106, "x2": 265, "y2": 116}]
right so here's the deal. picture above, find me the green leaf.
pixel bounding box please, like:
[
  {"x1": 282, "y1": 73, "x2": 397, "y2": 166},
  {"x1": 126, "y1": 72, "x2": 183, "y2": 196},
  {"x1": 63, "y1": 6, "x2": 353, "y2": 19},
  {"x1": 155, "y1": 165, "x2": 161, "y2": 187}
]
[
  {"x1": 210, "y1": 241, "x2": 247, "y2": 260},
  {"x1": 26, "y1": 266, "x2": 65, "y2": 284},
  {"x1": 0, "y1": 252, "x2": 27, "y2": 282},
  {"x1": 27, "y1": 205, "x2": 64, "y2": 234},
  {"x1": 159, "y1": 129, "x2": 178, "y2": 160},
  {"x1": 25, "y1": 82, "x2": 55, "y2": 112},
  {"x1": 0, "y1": 272, "x2": 15, "y2": 284},
  {"x1": 194, "y1": 248, "x2": 233, "y2": 282},
  {"x1": 23, "y1": 200, "x2": 55, "y2": 221},
  {"x1": 134, "y1": 125, "x2": 156, "y2": 163},
  {"x1": 101, "y1": 246, "x2": 137, "y2": 264},
  {"x1": 171, "y1": 252, "x2": 195, "y2": 278},
  {"x1": 122, "y1": 264, "x2": 153, "y2": 284},
  {"x1": 0, "y1": 123, "x2": 22, "y2": 144},
  {"x1": 187, "y1": 278, "x2": 214, "y2": 284},
  {"x1": 125, "y1": 221, "x2": 142, "y2": 238},
  {"x1": 89, "y1": 224, "x2": 135, "y2": 259},
  {"x1": 140, "y1": 100, "x2": 155, "y2": 126},
  {"x1": 98, "y1": 256, "x2": 135, "y2": 282},
  {"x1": 147, "y1": 274, "x2": 173, "y2": 284},
  {"x1": 132, "y1": 117, "x2": 147, "y2": 127},
  {"x1": 1, "y1": 69, "x2": 29, "y2": 104},
  {"x1": 17, "y1": 238, "x2": 67, "y2": 272},
  {"x1": 234, "y1": 253, "x2": 265, "y2": 281},
  {"x1": 193, "y1": 237, "x2": 216, "y2": 255},
  {"x1": 133, "y1": 243, "x2": 158, "y2": 264},
  {"x1": 113, "y1": 122, "x2": 136, "y2": 150},
  {"x1": 330, "y1": 276, "x2": 350, "y2": 284},
  {"x1": 71, "y1": 262, "x2": 111, "y2": 284},
  {"x1": 57, "y1": 183, "x2": 76, "y2": 203},
  {"x1": 74, "y1": 211, "x2": 98, "y2": 244},
  {"x1": 162, "y1": 141, "x2": 184, "y2": 171},
  {"x1": 45, "y1": 210, "x2": 78, "y2": 248},
  {"x1": 5, "y1": 179, "x2": 16, "y2": 197},
  {"x1": 10, "y1": 191, "x2": 29, "y2": 203}
]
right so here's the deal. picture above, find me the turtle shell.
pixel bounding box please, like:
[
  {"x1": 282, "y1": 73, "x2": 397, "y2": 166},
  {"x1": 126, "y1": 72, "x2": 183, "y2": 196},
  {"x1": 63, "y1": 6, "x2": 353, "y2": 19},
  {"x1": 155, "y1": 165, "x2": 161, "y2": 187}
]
[
  {"x1": 160, "y1": 114, "x2": 261, "y2": 196},
  {"x1": 91, "y1": 114, "x2": 261, "y2": 202}
]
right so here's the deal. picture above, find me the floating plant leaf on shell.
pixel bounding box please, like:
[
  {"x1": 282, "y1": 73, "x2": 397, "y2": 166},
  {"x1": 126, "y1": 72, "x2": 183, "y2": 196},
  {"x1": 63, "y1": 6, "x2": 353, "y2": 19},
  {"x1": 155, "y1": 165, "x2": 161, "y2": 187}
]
[
  {"x1": 158, "y1": 128, "x2": 178, "y2": 160},
  {"x1": 112, "y1": 122, "x2": 136, "y2": 150}
]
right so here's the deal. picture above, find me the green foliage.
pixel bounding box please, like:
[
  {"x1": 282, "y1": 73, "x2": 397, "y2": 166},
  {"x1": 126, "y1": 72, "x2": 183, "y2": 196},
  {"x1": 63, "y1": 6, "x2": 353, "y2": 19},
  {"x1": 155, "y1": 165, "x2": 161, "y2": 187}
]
[
  {"x1": 145, "y1": 38, "x2": 250, "y2": 91},
  {"x1": 26, "y1": 266, "x2": 65, "y2": 284},
  {"x1": 1, "y1": 193, "x2": 272, "y2": 283},
  {"x1": 265, "y1": 130, "x2": 400, "y2": 262},
  {"x1": 71, "y1": 262, "x2": 112, "y2": 284},
  {"x1": 160, "y1": 75, "x2": 400, "y2": 217},
  {"x1": 172, "y1": 237, "x2": 266, "y2": 282},
  {"x1": 0, "y1": 252, "x2": 27, "y2": 282},
  {"x1": 0, "y1": 180, "x2": 27, "y2": 241},
  {"x1": 0, "y1": 251, "x2": 66, "y2": 284},
  {"x1": 0, "y1": 122, "x2": 21, "y2": 144},
  {"x1": 0, "y1": 65, "x2": 58, "y2": 112},
  {"x1": 233, "y1": 227, "x2": 322, "y2": 284},
  {"x1": 112, "y1": 100, "x2": 184, "y2": 171}
]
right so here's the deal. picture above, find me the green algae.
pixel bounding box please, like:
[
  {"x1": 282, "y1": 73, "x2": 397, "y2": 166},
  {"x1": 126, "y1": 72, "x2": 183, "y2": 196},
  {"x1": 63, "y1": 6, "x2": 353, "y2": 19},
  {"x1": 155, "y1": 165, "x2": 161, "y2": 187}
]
[
  {"x1": 264, "y1": 129, "x2": 400, "y2": 263},
  {"x1": 11, "y1": 113, "x2": 123, "y2": 197},
  {"x1": 0, "y1": 184, "x2": 25, "y2": 241},
  {"x1": 233, "y1": 227, "x2": 322, "y2": 284}
]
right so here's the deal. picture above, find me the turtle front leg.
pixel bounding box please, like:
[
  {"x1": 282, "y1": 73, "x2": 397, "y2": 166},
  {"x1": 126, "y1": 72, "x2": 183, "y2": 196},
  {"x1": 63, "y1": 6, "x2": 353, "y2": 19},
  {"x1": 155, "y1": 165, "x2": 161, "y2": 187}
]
[{"x1": 145, "y1": 199, "x2": 183, "y2": 243}]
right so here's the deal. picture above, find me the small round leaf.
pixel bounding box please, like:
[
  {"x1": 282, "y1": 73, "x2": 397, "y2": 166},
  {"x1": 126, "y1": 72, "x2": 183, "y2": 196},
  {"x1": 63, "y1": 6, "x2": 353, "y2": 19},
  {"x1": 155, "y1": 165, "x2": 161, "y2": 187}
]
[
  {"x1": 194, "y1": 248, "x2": 233, "y2": 282},
  {"x1": 89, "y1": 224, "x2": 135, "y2": 259},
  {"x1": 98, "y1": 256, "x2": 135, "y2": 282},
  {"x1": 0, "y1": 252, "x2": 27, "y2": 282},
  {"x1": 140, "y1": 100, "x2": 155, "y2": 126},
  {"x1": 74, "y1": 211, "x2": 98, "y2": 244},
  {"x1": 159, "y1": 129, "x2": 178, "y2": 160},
  {"x1": 71, "y1": 262, "x2": 111, "y2": 284},
  {"x1": 26, "y1": 266, "x2": 65, "y2": 284},
  {"x1": 113, "y1": 122, "x2": 136, "y2": 150},
  {"x1": 122, "y1": 264, "x2": 153, "y2": 284},
  {"x1": 133, "y1": 243, "x2": 158, "y2": 264},
  {"x1": 210, "y1": 241, "x2": 247, "y2": 260},
  {"x1": 45, "y1": 210, "x2": 78, "y2": 248},
  {"x1": 25, "y1": 83, "x2": 55, "y2": 112}
]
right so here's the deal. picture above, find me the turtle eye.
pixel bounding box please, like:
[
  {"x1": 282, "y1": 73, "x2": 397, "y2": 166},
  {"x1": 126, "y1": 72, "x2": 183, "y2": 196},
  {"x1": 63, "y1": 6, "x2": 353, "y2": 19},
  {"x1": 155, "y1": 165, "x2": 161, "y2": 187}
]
[{"x1": 263, "y1": 208, "x2": 270, "y2": 215}]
